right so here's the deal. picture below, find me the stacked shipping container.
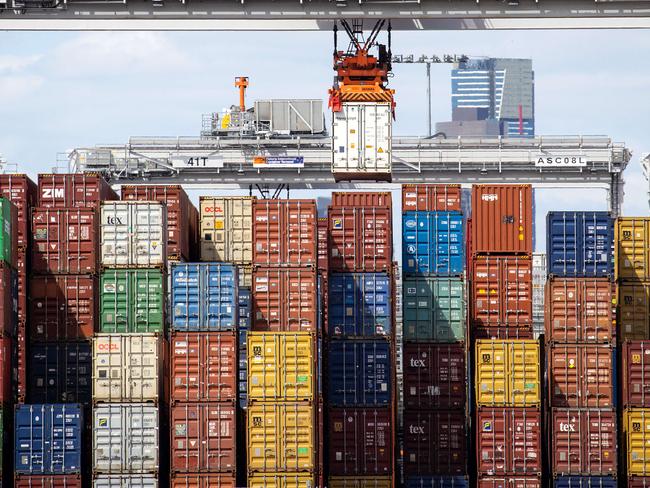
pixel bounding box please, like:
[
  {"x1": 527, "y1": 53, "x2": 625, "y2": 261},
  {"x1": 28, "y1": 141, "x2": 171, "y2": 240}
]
[
  {"x1": 546, "y1": 211, "x2": 617, "y2": 487},
  {"x1": 470, "y1": 184, "x2": 542, "y2": 488},
  {"x1": 326, "y1": 192, "x2": 395, "y2": 487},
  {"x1": 400, "y1": 184, "x2": 469, "y2": 487}
]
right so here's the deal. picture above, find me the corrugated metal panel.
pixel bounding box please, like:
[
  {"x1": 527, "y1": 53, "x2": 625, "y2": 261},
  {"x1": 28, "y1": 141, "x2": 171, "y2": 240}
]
[
  {"x1": 247, "y1": 332, "x2": 315, "y2": 402},
  {"x1": 547, "y1": 212, "x2": 613, "y2": 278},
  {"x1": 405, "y1": 477, "x2": 469, "y2": 488},
  {"x1": 38, "y1": 173, "x2": 116, "y2": 209},
  {"x1": 93, "y1": 475, "x2": 158, "y2": 488},
  {"x1": 247, "y1": 474, "x2": 315, "y2": 488},
  {"x1": 15, "y1": 404, "x2": 83, "y2": 474},
  {"x1": 255, "y1": 99, "x2": 325, "y2": 134},
  {"x1": 199, "y1": 196, "x2": 254, "y2": 263},
  {"x1": 0, "y1": 263, "x2": 15, "y2": 339},
  {"x1": 616, "y1": 218, "x2": 650, "y2": 281},
  {"x1": 0, "y1": 173, "x2": 37, "y2": 249},
  {"x1": 328, "y1": 273, "x2": 392, "y2": 337},
  {"x1": 92, "y1": 404, "x2": 159, "y2": 473},
  {"x1": 532, "y1": 253, "x2": 546, "y2": 338},
  {"x1": 629, "y1": 477, "x2": 650, "y2": 488},
  {"x1": 170, "y1": 474, "x2": 237, "y2": 488},
  {"x1": 619, "y1": 282, "x2": 650, "y2": 341},
  {"x1": 403, "y1": 277, "x2": 465, "y2": 342},
  {"x1": 475, "y1": 340, "x2": 540, "y2": 407},
  {"x1": 318, "y1": 217, "x2": 329, "y2": 274},
  {"x1": 15, "y1": 475, "x2": 83, "y2": 488},
  {"x1": 0, "y1": 333, "x2": 11, "y2": 405},
  {"x1": 329, "y1": 477, "x2": 393, "y2": 488},
  {"x1": 328, "y1": 340, "x2": 392, "y2": 406},
  {"x1": 171, "y1": 263, "x2": 238, "y2": 331},
  {"x1": 332, "y1": 192, "x2": 392, "y2": 210},
  {"x1": 624, "y1": 341, "x2": 650, "y2": 407},
  {"x1": 402, "y1": 185, "x2": 462, "y2": 213},
  {"x1": 0, "y1": 198, "x2": 16, "y2": 268},
  {"x1": 402, "y1": 212, "x2": 464, "y2": 276},
  {"x1": 478, "y1": 478, "x2": 541, "y2": 488},
  {"x1": 625, "y1": 409, "x2": 650, "y2": 476},
  {"x1": 553, "y1": 477, "x2": 617, "y2": 488}
]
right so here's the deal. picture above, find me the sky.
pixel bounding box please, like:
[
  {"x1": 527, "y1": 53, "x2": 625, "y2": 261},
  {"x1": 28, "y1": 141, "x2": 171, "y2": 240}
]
[{"x1": 0, "y1": 29, "x2": 649, "y2": 250}]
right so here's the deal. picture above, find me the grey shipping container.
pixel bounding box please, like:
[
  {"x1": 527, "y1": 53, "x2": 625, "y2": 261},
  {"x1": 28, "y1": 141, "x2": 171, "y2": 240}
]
[
  {"x1": 254, "y1": 99, "x2": 325, "y2": 134},
  {"x1": 93, "y1": 476, "x2": 158, "y2": 488}
]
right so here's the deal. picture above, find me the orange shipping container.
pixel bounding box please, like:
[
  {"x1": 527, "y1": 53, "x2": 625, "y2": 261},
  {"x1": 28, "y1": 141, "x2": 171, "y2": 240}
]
[
  {"x1": 171, "y1": 474, "x2": 237, "y2": 488},
  {"x1": 402, "y1": 184, "x2": 462, "y2": 212}
]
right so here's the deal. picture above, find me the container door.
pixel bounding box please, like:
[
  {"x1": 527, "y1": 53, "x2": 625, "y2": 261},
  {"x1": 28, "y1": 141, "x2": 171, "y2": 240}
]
[
  {"x1": 172, "y1": 264, "x2": 200, "y2": 331},
  {"x1": 248, "y1": 333, "x2": 279, "y2": 401},
  {"x1": 402, "y1": 277, "x2": 433, "y2": 341},
  {"x1": 619, "y1": 283, "x2": 650, "y2": 340},
  {"x1": 133, "y1": 270, "x2": 164, "y2": 333},
  {"x1": 476, "y1": 341, "x2": 507, "y2": 406},
  {"x1": 361, "y1": 103, "x2": 391, "y2": 172},
  {"x1": 281, "y1": 403, "x2": 314, "y2": 471},
  {"x1": 132, "y1": 203, "x2": 165, "y2": 267},
  {"x1": 100, "y1": 271, "x2": 129, "y2": 333},
  {"x1": 93, "y1": 335, "x2": 125, "y2": 402},
  {"x1": 247, "y1": 404, "x2": 279, "y2": 472},
  {"x1": 127, "y1": 405, "x2": 159, "y2": 472},
  {"x1": 206, "y1": 264, "x2": 237, "y2": 331},
  {"x1": 280, "y1": 333, "x2": 314, "y2": 402},
  {"x1": 101, "y1": 203, "x2": 131, "y2": 267},
  {"x1": 509, "y1": 342, "x2": 540, "y2": 407},
  {"x1": 617, "y1": 218, "x2": 650, "y2": 280},
  {"x1": 127, "y1": 335, "x2": 160, "y2": 402},
  {"x1": 436, "y1": 278, "x2": 465, "y2": 342},
  {"x1": 93, "y1": 405, "x2": 124, "y2": 472},
  {"x1": 332, "y1": 104, "x2": 362, "y2": 172}
]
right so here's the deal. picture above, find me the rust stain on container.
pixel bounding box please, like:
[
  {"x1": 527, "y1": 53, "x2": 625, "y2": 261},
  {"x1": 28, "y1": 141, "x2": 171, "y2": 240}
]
[
  {"x1": 548, "y1": 343, "x2": 614, "y2": 408},
  {"x1": 252, "y1": 267, "x2": 317, "y2": 332},
  {"x1": 0, "y1": 174, "x2": 37, "y2": 249},
  {"x1": 32, "y1": 208, "x2": 98, "y2": 274},
  {"x1": 623, "y1": 341, "x2": 650, "y2": 407},
  {"x1": 253, "y1": 199, "x2": 317, "y2": 266},
  {"x1": 471, "y1": 184, "x2": 533, "y2": 255},
  {"x1": 38, "y1": 173, "x2": 117, "y2": 209},
  {"x1": 332, "y1": 192, "x2": 393, "y2": 209},
  {"x1": 29, "y1": 275, "x2": 97, "y2": 341},
  {"x1": 402, "y1": 184, "x2": 462, "y2": 212},
  {"x1": 545, "y1": 278, "x2": 615, "y2": 343}
]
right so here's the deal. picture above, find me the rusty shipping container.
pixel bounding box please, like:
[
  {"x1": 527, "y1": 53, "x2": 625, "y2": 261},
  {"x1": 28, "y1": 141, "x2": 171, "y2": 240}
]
[
  {"x1": 0, "y1": 263, "x2": 15, "y2": 337},
  {"x1": 318, "y1": 217, "x2": 329, "y2": 274},
  {"x1": 14, "y1": 476, "x2": 83, "y2": 488},
  {"x1": 478, "y1": 478, "x2": 541, "y2": 488},
  {"x1": 623, "y1": 341, "x2": 650, "y2": 407},
  {"x1": 402, "y1": 184, "x2": 462, "y2": 212},
  {"x1": 252, "y1": 267, "x2": 317, "y2": 332},
  {"x1": 619, "y1": 282, "x2": 650, "y2": 341},
  {"x1": 328, "y1": 407, "x2": 393, "y2": 476},
  {"x1": 329, "y1": 206, "x2": 392, "y2": 272},
  {"x1": 169, "y1": 331, "x2": 237, "y2": 404},
  {"x1": 32, "y1": 207, "x2": 98, "y2": 274},
  {"x1": 122, "y1": 185, "x2": 196, "y2": 261},
  {"x1": 403, "y1": 343, "x2": 466, "y2": 410},
  {"x1": 402, "y1": 409, "x2": 467, "y2": 476},
  {"x1": 0, "y1": 173, "x2": 37, "y2": 249},
  {"x1": 471, "y1": 185, "x2": 533, "y2": 255},
  {"x1": 170, "y1": 403, "x2": 236, "y2": 473},
  {"x1": 332, "y1": 191, "x2": 393, "y2": 209},
  {"x1": 551, "y1": 408, "x2": 617, "y2": 476},
  {"x1": 29, "y1": 275, "x2": 97, "y2": 341},
  {"x1": 476, "y1": 408, "x2": 542, "y2": 476},
  {"x1": 38, "y1": 173, "x2": 117, "y2": 209},
  {"x1": 253, "y1": 199, "x2": 317, "y2": 266},
  {"x1": 545, "y1": 278, "x2": 615, "y2": 343},
  {"x1": 171, "y1": 474, "x2": 237, "y2": 488},
  {"x1": 547, "y1": 343, "x2": 614, "y2": 408}
]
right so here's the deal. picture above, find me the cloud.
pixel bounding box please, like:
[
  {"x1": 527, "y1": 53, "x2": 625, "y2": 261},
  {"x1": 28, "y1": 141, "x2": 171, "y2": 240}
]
[
  {"x1": 0, "y1": 75, "x2": 44, "y2": 100},
  {"x1": 0, "y1": 54, "x2": 41, "y2": 73}
]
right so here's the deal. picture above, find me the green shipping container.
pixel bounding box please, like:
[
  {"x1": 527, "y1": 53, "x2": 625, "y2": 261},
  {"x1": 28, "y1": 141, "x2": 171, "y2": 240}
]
[
  {"x1": 0, "y1": 198, "x2": 15, "y2": 268},
  {"x1": 403, "y1": 276, "x2": 465, "y2": 342},
  {"x1": 100, "y1": 269, "x2": 164, "y2": 333}
]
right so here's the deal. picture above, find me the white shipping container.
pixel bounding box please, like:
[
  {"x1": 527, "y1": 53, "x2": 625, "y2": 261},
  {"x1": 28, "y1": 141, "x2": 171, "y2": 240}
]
[
  {"x1": 94, "y1": 476, "x2": 158, "y2": 488},
  {"x1": 93, "y1": 334, "x2": 163, "y2": 403},
  {"x1": 199, "y1": 196, "x2": 254, "y2": 263},
  {"x1": 101, "y1": 201, "x2": 166, "y2": 267},
  {"x1": 93, "y1": 404, "x2": 159, "y2": 474},
  {"x1": 332, "y1": 102, "x2": 392, "y2": 181}
]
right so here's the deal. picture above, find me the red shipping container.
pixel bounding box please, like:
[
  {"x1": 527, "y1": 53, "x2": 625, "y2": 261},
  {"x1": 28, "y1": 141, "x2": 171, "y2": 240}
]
[
  {"x1": 252, "y1": 267, "x2": 317, "y2": 332},
  {"x1": 623, "y1": 341, "x2": 650, "y2": 407},
  {"x1": 471, "y1": 256, "x2": 532, "y2": 329},
  {"x1": 471, "y1": 184, "x2": 533, "y2": 255},
  {"x1": 629, "y1": 478, "x2": 650, "y2": 488},
  {"x1": 171, "y1": 474, "x2": 237, "y2": 488},
  {"x1": 403, "y1": 343, "x2": 466, "y2": 410},
  {"x1": 38, "y1": 173, "x2": 117, "y2": 209},
  {"x1": 17, "y1": 319, "x2": 27, "y2": 402},
  {"x1": 328, "y1": 207, "x2": 392, "y2": 272},
  {"x1": 403, "y1": 409, "x2": 467, "y2": 476},
  {"x1": 0, "y1": 173, "x2": 37, "y2": 249},
  {"x1": 332, "y1": 191, "x2": 393, "y2": 209},
  {"x1": 473, "y1": 326, "x2": 533, "y2": 340},
  {"x1": 17, "y1": 249, "x2": 27, "y2": 323},
  {"x1": 31, "y1": 208, "x2": 98, "y2": 274},
  {"x1": 318, "y1": 217, "x2": 329, "y2": 274},
  {"x1": 476, "y1": 408, "x2": 541, "y2": 476},
  {"x1": 402, "y1": 184, "x2": 462, "y2": 212},
  {"x1": 0, "y1": 263, "x2": 15, "y2": 337},
  {"x1": 170, "y1": 403, "x2": 236, "y2": 473},
  {"x1": 328, "y1": 407, "x2": 393, "y2": 476},
  {"x1": 548, "y1": 344, "x2": 614, "y2": 408},
  {"x1": 551, "y1": 408, "x2": 617, "y2": 476},
  {"x1": 545, "y1": 278, "x2": 614, "y2": 343},
  {"x1": 478, "y1": 478, "x2": 541, "y2": 488},
  {"x1": 253, "y1": 199, "x2": 317, "y2": 266},
  {"x1": 188, "y1": 201, "x2": 200, "y2": 261},
  {"x1": 29, "y1": 275, "x2": 97, "y2": 342},
  {"x1": 122, "y1": 185, "x2": 196, "y2": 261},
  {"x1": 0, "y1": 333, "x2": 12, "y2": 404},
  {"x1": 14, "y1": 476, "x2": 82, "y2": 488},
  {"x1": 170, "y1": 332, "x2": 237, "y2": 404}
]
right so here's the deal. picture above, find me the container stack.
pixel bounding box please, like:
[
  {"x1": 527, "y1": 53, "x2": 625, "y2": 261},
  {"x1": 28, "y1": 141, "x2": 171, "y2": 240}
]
[
  {"x1": 616, "y1": 218, "x2": 650, "y2": 486},
  {"x1": 325, "y1": 192, "x2": 395, "y2": 487},
  {"x1": 399, "y1": 184, "x2": 469, "y2": 488},
  {"x1": 532, "y1": 252, "x2": 547, "y2": 338},
  {"x1": 546, "y1": 211, "x2": 617, "y2": 486},
  {"x1": 93, "y1": 197, "x2": 167, "y2": 487},
  {"x1": 248, "y1": 199, "x2": 319, "y2": 488},
  {"x1": 470, "y1": 184, "x2": 542, "y2": 488}
]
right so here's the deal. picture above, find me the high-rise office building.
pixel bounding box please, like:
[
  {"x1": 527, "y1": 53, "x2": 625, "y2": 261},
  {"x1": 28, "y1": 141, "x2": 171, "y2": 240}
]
[{"x1": 436, "y1": 57, "x2": 535, "y2": 138}]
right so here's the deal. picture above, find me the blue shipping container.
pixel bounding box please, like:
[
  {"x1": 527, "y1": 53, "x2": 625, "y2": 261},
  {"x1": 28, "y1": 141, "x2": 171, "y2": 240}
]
[
  {"x1": 28, "y1": 342, "x2": 92, "y2": 405},
  {"x1": 171, "y1": 263, "x2": 238, "y2": 331},
  {"x1": 554, "y1": 477, "x2": 617, "y2": 488},
  {"x1": 238, "y1": 287, "x2": 251, "y2": 330},
  {"x1": 547, "y1": 211, "x2": 614, "y2": 277},
  {"x1": 328, "y1": 340, "x2": 391, "y2": 406},
  {"x1": 328, "y1": 273, "x2": 392, "y2": 337},
  {"x1": 15, "y1": 404, "x2": 83, "y2": 474},
  {"x1": 406, "y1": 477, "x2": 470, "y2": 488},
  {"x1": 403, "y1": 212, "x2": 464, "y2": 276}
]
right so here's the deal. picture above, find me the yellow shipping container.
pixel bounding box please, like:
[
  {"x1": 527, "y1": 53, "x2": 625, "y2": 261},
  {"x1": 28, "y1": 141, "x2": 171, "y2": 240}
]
[
  {"x1": 328, "y1": 477, "x2": 393, "y2": 488},
  {"x1": 616, "y1": 218, "x2": 650, "y2": 281},
  {"x1": 248, "y1": 473, "x2": 315, "y2": 488},
  {"x1": 619, "y1": 282, "x2": 650, "y2": 341},
  {"x1": 199, "y1": 196, "x2": 254, "y2": 263},
  {"x1": 247, "y1": 403, "x2": 315, "y2": 472},
  {"x1": 475, "y1": 340, "x2": 540, "y2": 407},
  {"x1": 248, "y1": 332, "x2": 315, "y2": 402},
  {"x1": 625, "y1": 408, "x2": 650, "y2": 475}
]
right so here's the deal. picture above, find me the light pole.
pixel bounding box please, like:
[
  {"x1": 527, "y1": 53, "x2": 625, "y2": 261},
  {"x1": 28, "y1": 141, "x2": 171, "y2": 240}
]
[{"x1": 392, "y1": 54, "x2": 468, "y2": 137}]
